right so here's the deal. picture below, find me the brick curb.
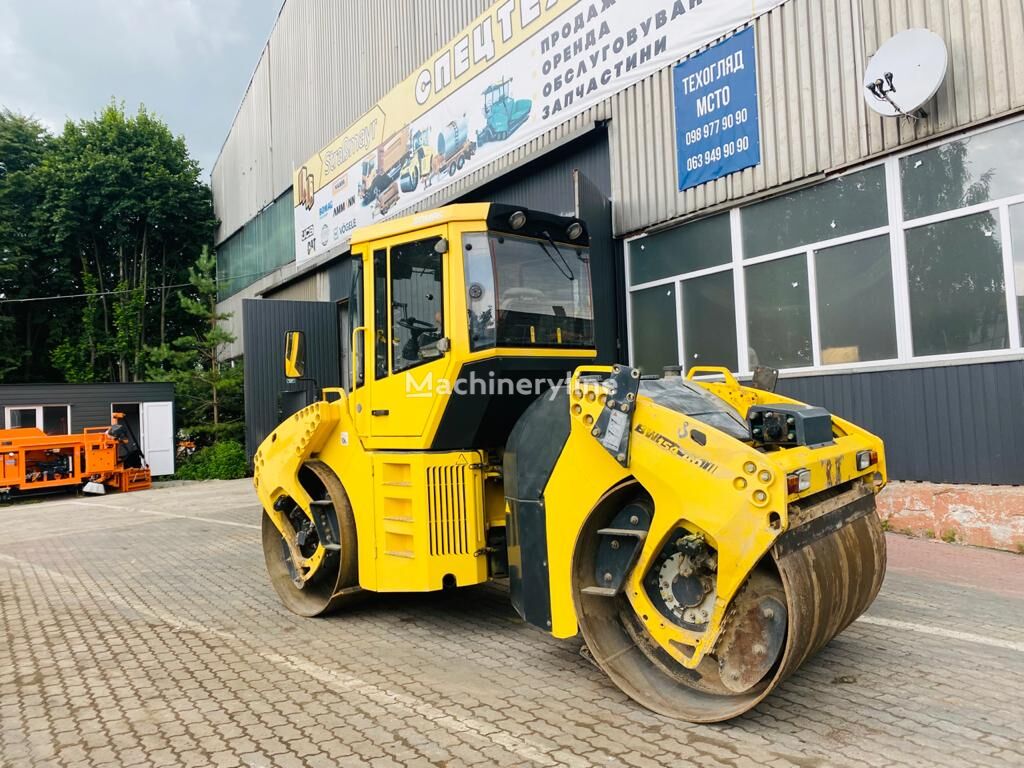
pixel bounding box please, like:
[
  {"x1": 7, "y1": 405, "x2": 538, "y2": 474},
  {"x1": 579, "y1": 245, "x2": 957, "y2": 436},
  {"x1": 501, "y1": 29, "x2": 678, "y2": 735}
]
[{"x1": 877, "y1": 481, "x2": 1024, "y2": 553}]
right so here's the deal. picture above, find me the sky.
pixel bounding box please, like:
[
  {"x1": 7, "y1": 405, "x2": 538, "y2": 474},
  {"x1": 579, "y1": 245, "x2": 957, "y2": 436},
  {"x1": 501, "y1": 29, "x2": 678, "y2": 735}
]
[{"x1": 0, "y1": 0, "x2": 282, "y2": 178}]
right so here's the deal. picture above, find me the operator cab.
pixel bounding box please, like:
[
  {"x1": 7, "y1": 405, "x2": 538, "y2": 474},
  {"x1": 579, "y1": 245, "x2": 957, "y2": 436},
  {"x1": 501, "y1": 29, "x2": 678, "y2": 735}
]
[{"x1": 340, "y1": 203, "x2": 600, "y2": 451}]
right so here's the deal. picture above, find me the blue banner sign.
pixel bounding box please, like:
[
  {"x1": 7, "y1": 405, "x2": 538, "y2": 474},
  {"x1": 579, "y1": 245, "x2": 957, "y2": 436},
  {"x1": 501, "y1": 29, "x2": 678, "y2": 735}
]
[{"x1": 674, "y1": 27, "x2": 761, "y2": 192}]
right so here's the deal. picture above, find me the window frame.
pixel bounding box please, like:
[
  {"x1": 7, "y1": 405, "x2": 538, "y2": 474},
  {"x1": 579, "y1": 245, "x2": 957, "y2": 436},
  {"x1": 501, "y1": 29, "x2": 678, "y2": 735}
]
[
  {"x1": 4, "y1": 404, "x2": 72, "y2": 434},
  {"x1": 626, "y1": 114, "x2": 1024, "y2": 378},
  {"x1": 388, "y1": 234, "x2": 446, "y2": 376}
]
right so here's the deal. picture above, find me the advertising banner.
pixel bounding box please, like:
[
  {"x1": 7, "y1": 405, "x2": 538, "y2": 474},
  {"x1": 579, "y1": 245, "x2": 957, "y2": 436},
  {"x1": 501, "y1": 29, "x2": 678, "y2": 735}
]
[
  {"x1": 294, "y1": 0, "x2": 784, "y2": 263},
  {"x1": 673, "y1": 26, "x2": 761, "y2": 191}
]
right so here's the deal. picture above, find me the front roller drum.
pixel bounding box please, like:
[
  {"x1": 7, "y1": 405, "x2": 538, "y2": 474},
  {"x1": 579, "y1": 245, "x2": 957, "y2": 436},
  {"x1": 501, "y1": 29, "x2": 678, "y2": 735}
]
[
  {"x1": 574, "y1": 486, "x2": 886, "y2": 722},
  {"x1": 262, "y1": 460, "x2": 360, "y2": 617}
]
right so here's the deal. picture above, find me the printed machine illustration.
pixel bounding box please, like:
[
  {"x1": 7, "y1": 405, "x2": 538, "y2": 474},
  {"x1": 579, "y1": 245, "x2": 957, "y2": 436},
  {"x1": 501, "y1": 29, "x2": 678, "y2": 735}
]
[
  {"x1": 476, "y1": 78, "x2": 532, "y2": 145},
  {"x1": 253, "y1": 203, "x2": 888, "y2": 722}
]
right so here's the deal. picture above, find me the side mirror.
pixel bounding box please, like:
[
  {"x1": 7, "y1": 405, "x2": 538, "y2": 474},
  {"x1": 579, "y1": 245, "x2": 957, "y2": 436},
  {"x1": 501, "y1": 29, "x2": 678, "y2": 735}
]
[{"x1": 284, "y1": 330, "x2": 306, "y2": 379}]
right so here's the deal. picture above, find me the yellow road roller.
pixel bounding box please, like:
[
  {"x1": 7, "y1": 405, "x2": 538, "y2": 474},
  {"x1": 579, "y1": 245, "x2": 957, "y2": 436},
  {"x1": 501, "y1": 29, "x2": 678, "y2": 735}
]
[{"x1": 253, "y1": 203, "x2": 887, "y2": 722}]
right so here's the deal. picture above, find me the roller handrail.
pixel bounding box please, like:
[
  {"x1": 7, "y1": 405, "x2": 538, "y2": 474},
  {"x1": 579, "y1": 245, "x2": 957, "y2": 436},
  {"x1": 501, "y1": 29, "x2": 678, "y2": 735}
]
[{"x1": 685, "y1": 366, "x2": 740, "y2": 388}]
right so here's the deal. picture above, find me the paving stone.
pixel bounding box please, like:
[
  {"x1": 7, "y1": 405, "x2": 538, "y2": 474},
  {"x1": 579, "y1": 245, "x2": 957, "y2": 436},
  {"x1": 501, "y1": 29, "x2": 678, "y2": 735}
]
[{"x1": 0, "y1": 480, "x2": 1021, "y2": 768}]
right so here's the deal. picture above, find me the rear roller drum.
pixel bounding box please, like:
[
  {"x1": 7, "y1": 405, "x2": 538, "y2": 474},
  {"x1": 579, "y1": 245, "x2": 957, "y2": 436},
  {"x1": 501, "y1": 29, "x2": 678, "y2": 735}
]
[
  {"x1": 573, "y1": 487, "x2": 886, "y2": 722},
  {"x1": 262, "y1": 460, "x2": 360, "y2": 617}
]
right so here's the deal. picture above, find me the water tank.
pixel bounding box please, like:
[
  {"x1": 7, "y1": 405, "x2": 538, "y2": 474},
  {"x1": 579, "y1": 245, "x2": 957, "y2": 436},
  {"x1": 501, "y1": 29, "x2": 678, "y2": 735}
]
[{"x1": 437, "y1": 119, "x2": 468, "y2": 161}]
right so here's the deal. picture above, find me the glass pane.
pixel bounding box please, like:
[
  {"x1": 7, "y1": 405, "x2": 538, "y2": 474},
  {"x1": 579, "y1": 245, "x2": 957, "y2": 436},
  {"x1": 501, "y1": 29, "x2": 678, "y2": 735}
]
[
  {"x1": 217, "y1": 192, "x2": 296, "y2": 301},
  {"x1": 682, "y1": 271, "x2": 738, "y2": 371},
  {"x1": 815, "y1": 236, "x2": 898, "y2": 364},
  {"x1": 42, "y1": 406, "x2": 69, "y2": 435},
  {"x1": 741, "y1": 166, "x2": 888, "y2": 258},
  {"x1": 349, "y1": 260, "x2": 364, "y2": 388},
  {"x1": 631, "y1": 285, "x2": 678, "y2": 375},
  {"x1": 463, "y1": 232, "x2": 497, "y2": 351},
  {"x1": 491, "y1": 234, "x2": 593, "y2": 348},
  {"x1": 746, "y1": 256, "x2": 812, "y2": 369},
  {"x1": 391, "y1": 237, "x2": 444, "y2": 374},
  {"x1": 901, "y1": 120, "x2": 1024, "y2": 220},
  {"x1": 373, "y1": 249, "x2": 389, "y2": 379},
  {"x1": 630, "y1": 213, "x2": 731, "y2": 283},
  {"x1": 906, "y1": 211, "x2": 1008, "y2": 356},
  {"x1": 8, "y1": 408, "x2": 37, "y2": 429},
  {"x1": 1011, "y1": 204, "x2": 1024, "y2": 337}
]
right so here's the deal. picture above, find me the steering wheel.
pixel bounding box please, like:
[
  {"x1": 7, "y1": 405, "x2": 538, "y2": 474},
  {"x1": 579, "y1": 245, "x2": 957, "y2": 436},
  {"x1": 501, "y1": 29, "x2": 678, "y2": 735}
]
[{"x1": 398, "y1": 316, "x2": 437, "y2": 333}]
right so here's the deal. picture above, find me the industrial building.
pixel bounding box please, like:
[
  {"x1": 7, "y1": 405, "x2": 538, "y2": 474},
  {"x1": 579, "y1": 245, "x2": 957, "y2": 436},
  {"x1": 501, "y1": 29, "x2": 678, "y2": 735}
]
[{"x1": 212, "y1": 0, "x2": 1024, "y2": 539}]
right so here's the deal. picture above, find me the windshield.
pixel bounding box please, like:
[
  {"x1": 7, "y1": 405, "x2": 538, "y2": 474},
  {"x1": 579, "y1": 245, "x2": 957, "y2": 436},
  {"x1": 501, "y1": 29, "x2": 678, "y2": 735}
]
[{"x1": 463, "y1": 231, "x2": 594, "y2": 350}]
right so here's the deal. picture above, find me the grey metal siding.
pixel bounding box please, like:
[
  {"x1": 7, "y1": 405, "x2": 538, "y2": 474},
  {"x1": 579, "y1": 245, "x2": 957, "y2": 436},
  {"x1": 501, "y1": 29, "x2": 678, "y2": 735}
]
[
  {"x1": 215, "y1": 0, "x2": 1024, "y2": 244},
  {"x1": 242, "y1": 299, "x2": 341, "y2": 459},
  {"x1": 611, "y1": 0, "x2": 1024, "y2": 234},
  {"x1": 214, "y1": 0, "x2": 492, "y2": 241},
  {"x1": 777, "y1": 361, "x2": 1024, "y2": 485},
  {"x1": 458, "y1": 128, "x2": 612, "y2": 214},
  {"x1": 0, "y1": 383, "x2": 175, "y2": 434},
  {"x1": 327, "y1": 257, "x2": 354, "y2": 303}
]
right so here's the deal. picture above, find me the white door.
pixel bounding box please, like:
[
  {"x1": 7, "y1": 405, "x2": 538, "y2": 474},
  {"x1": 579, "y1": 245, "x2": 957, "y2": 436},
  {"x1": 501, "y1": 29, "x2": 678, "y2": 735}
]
[{"x1": 142, "y1": 402, "x2": 175, "y2": 476}]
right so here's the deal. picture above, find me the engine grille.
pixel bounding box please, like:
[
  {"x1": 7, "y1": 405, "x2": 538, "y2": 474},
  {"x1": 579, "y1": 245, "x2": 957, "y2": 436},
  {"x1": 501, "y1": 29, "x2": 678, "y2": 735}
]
[{"x1": 426, "y1": 465, "x2": 470, "y2": 556}]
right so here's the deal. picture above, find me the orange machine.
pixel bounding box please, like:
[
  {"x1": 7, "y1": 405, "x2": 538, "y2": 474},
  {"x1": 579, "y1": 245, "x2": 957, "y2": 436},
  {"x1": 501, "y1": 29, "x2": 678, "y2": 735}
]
[{"x1": 0, "y1": 422, "x2": 152, "y2": 502}]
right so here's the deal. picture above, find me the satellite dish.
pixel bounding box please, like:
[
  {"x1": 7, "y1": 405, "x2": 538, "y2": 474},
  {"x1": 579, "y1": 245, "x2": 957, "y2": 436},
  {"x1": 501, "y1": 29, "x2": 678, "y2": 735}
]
[{"x1": 863, "y1": 28, "x2": 948, "y2": 118}]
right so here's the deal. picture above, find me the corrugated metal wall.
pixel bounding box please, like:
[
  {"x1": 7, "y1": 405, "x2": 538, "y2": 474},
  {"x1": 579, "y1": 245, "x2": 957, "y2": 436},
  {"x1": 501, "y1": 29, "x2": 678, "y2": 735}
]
[
  {"x1": 213, "y1": 0, "x2": 492, "y2": 241},
  {"x1": 778, "y1": 361, "x2": 1024, "y2": 486},
  {"x1": 610, "y1": 0, "x2": 1024, "y2": 234},
  {"x1": 458, "y1": 128, "x2": 612, "y2": 212},
  {"x1": 213, "y1": 53, "x2": 275, "y2": 238},
  {"x1": 242, "y1": 299, "x2": 341, "y2": 458},
  {"x1": 215, "y1": 0, "x2": 1024, "y2": 246}
]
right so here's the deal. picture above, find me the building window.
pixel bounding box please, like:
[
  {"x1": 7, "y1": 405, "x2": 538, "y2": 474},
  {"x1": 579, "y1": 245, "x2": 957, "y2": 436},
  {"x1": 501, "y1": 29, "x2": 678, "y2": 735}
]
[
  {"x1": 627, "y1": 115, "x2": 1024, "y2": 376},
  {"x1": 900, "y1": 119, "x2": 1024, "y2": 220},
  {"x1": 682, "y1": 271, "x2": 737, "y2": 371},
  {"x1": 814, "y1": 236, "x2": 898, "y2": 365},
  {"x1": 745, "y1": 256, "x2": 812, "y2": 369},
  {"x1": 630, "y1": 284, "x2": 678, "y2": 375},
  {"x1": 741, "y1": 166, "x2": 888, "y2": 258},
  {"x1": 1011, "y1": 203, "x2": 1024, "y2": 333},
  {"x1": 906, "y1": 212, "x2": 1008, "y2": 356},
  {"x1": 4, "y1": 405, "x2": 71, "y2": 435},
  {"x1": 630, "y1": 212, "x2": 731, "y2": 282}
]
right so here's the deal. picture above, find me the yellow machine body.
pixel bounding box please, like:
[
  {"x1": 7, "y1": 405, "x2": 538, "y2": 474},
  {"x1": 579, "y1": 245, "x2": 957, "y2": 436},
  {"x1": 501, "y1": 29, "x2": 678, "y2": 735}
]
[{"x1": 254, "y1": 202, "x2": 888, "y2": 722}]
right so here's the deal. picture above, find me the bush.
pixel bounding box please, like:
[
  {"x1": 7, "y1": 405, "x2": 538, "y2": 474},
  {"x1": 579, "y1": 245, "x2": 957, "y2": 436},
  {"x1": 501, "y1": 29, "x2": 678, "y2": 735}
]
[
  {"x1": 181, "y1": 422, "x2": 245, "y2": 448},
  {"x1": 176, "y1": 440, "x2": 249, "y2": 480}
]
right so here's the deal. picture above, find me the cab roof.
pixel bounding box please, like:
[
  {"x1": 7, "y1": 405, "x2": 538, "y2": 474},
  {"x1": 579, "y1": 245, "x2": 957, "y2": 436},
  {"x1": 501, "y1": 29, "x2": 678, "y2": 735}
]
[{"x1": 350, "y1": 203, "x2": 492, "y2": 246}]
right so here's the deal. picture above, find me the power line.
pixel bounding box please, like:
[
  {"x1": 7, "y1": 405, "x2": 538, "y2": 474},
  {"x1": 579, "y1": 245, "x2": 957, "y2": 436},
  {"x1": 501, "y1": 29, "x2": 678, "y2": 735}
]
[{"x1": 0, "y1": 271, "x2": 272, "y2": 305}]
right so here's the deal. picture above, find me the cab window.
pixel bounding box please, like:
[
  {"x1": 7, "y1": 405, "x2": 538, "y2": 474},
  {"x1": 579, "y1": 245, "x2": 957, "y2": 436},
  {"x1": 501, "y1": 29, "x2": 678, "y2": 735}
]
[
  {"x1": 348, "y1": 259, "x2": 364, "y2": 388},
  {"x1": 373, "y1": 249, "x2": 389, "y2": 379},
  {"x1": 391, "y1": 236, "x2": 444, "y2": 374},
  {"x1": 463, "y1": 231, "x2": 594, "y2": 350}
]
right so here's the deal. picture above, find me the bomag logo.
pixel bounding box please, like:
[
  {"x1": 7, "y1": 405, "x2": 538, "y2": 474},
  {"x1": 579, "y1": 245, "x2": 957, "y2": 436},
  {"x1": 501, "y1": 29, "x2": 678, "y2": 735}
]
[{"x1": 635, "y1": 424, "x2": 718, "y2": 474}]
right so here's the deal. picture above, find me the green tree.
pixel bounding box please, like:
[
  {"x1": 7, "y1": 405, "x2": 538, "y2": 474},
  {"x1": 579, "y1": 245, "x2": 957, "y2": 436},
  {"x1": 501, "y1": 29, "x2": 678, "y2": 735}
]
[
  {"x1": 34, "y1": 102, "x2": 217, "y2": 382},
  {"x1": 149, "y1": 247, "x2": 243, "y2": 443},
  {"x1": 0, "y1": 109, "x2": 64, "y2": 382}
]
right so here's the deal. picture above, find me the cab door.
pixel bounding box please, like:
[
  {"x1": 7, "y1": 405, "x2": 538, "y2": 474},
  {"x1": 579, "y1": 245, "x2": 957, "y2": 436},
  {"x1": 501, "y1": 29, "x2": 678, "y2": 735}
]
[
  {"x1": 368, "y1": 226, "x2": 454, "y2": 441},
  {"x1": 348, "y1": 248, "x2": 374, "y2": 438}
]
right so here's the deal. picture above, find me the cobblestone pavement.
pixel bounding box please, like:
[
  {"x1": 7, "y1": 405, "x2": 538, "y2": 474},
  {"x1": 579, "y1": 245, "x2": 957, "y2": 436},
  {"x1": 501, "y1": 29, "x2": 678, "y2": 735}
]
[{"x1": 2, "y1": 480, "x2": 1023, "y2": 767}]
